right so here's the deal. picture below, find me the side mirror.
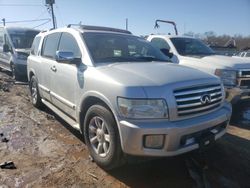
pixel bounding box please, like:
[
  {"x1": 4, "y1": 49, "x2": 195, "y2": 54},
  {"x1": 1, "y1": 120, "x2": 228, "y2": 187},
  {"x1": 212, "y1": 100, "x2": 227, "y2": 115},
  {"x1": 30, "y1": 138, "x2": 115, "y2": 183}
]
[
  {"x1": 160, "y1": 48, "x2": 173, "y2": 58},
  {"x1": 55, "y1": 51, "x2": 80, "y2": 64},
  {"x1": 3, "y1": 44, "x2": 10, "y2": 52}
]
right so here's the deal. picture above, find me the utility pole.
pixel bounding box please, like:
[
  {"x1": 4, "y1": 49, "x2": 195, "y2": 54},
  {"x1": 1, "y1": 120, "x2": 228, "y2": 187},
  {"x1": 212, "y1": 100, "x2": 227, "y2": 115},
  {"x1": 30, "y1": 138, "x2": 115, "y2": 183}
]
[
  {"x1": 45, "y1": 0, "x2": 56, "y2": 29},
  {"x1": 2, "y1": 18, "x2": 5, "y2": 26},
  {"x1": 125, "y1": 18, "x2": 128, "y2": 31}
]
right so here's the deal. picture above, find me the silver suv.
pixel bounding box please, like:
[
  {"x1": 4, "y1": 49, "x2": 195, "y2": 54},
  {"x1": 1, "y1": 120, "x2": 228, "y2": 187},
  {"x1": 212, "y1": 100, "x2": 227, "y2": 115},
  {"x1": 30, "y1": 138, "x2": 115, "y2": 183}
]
[{"x1": 27, "y1": 25, "x2": 232, "y2": 169}]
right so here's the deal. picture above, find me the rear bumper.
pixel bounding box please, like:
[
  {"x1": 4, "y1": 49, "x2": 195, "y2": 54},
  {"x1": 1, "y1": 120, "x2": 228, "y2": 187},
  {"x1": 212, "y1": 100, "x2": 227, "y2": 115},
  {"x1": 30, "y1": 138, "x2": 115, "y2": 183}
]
[{"x1": 118, "y1": 102, "x2": 232, "y2": 157}]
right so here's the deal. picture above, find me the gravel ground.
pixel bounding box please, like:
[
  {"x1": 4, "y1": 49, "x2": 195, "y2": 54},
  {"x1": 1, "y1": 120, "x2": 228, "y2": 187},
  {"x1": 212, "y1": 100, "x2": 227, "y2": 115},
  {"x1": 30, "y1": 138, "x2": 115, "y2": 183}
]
[{"x1": 0, "y1": 70, "x2": 250, "y2": 188}]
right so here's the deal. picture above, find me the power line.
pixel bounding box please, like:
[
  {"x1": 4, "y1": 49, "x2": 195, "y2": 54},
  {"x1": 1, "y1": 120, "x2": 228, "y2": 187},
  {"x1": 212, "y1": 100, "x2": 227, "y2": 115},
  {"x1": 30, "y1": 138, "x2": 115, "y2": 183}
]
[
  {"x1": 33, "y1": 20, "x2": 51, "y2": 29},
  {"x1": 0, "y1": 4, "x2": 43, "y2": 7},
  {"x1": 2, "y1": 18, "x2": 50, "y2": 24}
]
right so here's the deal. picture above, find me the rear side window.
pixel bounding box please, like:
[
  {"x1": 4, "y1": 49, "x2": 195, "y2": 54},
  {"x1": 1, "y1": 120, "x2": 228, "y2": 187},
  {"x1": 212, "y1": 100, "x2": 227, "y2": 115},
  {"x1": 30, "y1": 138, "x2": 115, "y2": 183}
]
[
  {"x1": 42, "y1": 32, "x2": 61, "y2": 59},
  {"x1": 58, "y1": 33, "x2": 81, "y2": 57},
  {"x1": 151, "y1": 38, "x2": 170, "y2": 50},
  {"x1": 30, "y1": 36, "x2": 41, "y2": 55}
]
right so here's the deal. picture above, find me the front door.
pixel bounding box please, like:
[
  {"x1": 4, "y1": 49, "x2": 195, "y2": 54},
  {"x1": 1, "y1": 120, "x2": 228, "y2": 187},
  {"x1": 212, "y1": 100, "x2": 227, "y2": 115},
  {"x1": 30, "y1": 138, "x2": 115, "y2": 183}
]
[{"x1": 50, "y1": 32, "x2": 82, "y2": 119}]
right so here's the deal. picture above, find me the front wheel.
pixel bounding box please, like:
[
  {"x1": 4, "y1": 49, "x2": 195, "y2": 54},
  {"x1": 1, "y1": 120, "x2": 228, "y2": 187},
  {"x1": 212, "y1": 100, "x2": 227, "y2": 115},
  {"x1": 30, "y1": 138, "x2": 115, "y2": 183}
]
[
  {"x1": 30, "y1": 76, "x2": 43, "y2": 108},
  {"x1": 83, "y1": 104, "x2": 124, "y2": 170}
]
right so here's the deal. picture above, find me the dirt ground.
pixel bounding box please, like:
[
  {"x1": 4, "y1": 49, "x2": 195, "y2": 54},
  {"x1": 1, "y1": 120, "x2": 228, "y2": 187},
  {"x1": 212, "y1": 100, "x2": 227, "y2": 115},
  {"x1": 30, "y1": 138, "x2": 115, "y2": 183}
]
[{"x1": 0, "y1": 70, "x2": 250, "y2": 188}]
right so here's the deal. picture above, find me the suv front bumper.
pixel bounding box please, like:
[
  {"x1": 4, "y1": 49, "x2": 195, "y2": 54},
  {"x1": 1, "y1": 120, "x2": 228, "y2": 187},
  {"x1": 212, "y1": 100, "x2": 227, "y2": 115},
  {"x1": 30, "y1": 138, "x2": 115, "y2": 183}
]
[
  {"x1": 118, "y1": 102, "x2": 231, "y2": 157},
  {"x1": 225, "y1": 87, "x2": 250, "y2": 104}
]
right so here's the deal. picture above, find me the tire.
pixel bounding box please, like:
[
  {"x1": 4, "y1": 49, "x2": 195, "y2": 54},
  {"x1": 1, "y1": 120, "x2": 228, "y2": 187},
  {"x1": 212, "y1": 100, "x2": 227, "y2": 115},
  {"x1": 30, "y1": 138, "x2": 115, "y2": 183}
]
[
  {"x1": 30, "y1": 76, "x2": 43, "y2": 108},
  {"x1": 83, "y1": 104, "x2": 124, "y2": 170}
]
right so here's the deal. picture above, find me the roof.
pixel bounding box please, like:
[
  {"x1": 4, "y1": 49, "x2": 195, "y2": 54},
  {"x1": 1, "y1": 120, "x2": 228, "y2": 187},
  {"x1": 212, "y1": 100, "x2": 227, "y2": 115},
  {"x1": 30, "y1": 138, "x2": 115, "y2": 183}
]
[{"x1": 67, "y1": 24, "x2": 132, "y2": 34}]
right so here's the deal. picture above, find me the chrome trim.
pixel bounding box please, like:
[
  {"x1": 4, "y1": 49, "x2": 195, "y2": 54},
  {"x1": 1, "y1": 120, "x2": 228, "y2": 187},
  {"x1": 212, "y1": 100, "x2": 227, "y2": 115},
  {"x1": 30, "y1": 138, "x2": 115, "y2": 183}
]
[
  {"x1": 178, "y1": 96, "x2": 222, "y2": 108},
  {"x1": 178, "y1": 103, "x2": 220, "y2": 115},
  {"x1": 50, "y1": 91, "x2": 76, "y2": 110},
  {"x1": 174, "y1": 84, "x2": 223, "y2": 117},
  {"x1": 174, "y1": 86, "x2": 221, "y2": 96},
  {"x1": 176, "y1": 96, "x2": 201, "y2": 102},
  {"x1": 38, "y1": 84, "x2": 50, "y2": 93}
]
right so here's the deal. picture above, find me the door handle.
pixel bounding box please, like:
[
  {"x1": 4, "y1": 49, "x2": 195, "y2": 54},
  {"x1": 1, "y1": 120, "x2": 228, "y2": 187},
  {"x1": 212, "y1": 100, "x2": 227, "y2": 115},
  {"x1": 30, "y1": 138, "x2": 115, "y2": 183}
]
[{"x1": 51, "y1": 66, "x2": 57, "y2": 72}]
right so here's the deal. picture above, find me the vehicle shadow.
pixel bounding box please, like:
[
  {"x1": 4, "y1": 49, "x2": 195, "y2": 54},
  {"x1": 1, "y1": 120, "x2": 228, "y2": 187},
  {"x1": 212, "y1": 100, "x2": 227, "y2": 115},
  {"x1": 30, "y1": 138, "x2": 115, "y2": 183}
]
[
  {"x1": 230, "y1": 98, "x2": 250, "y2": 130},
  {"x1": 109, "y1": 132, "x2": 250, "y2": 188},
  {"x1": 109, "y1": 155, "x2": 194, "y2": 188},
  {"x1": 38, "y1": 105, "x2": 85, "y2": 143}
]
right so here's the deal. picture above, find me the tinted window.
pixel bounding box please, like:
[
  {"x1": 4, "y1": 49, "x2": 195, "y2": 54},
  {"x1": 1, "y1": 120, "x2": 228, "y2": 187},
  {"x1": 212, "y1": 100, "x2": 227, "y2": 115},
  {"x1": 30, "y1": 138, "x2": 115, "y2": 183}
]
[
  {"x1": 7, "y1": 29, "x2": 39, "y2": 49},
  {"x1": 170, "y1": 37, "x2": 215, "y2": 56},
  {"x1": 42, "y1": 32, "x2": 61, "y2": 59},
  {"x1": 83, "y1": 32, "x2": 169, "y2": 64},
  {"x1": 31, "y1": 36, "x2": 41, "y2": 55},
  {"x1": 58, "y1": 33, "x2": 81, "y2": 57},
  {"x1": 151, "y1": 38, "x2": 170, "y2": 50}
]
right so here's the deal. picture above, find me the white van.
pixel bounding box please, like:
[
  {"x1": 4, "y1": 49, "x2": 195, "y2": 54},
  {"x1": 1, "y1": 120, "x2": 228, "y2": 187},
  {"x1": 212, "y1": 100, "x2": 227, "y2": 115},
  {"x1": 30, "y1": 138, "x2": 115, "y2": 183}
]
[{"x1": 0, "y1": 26, "x2": 39, "y2": 80}]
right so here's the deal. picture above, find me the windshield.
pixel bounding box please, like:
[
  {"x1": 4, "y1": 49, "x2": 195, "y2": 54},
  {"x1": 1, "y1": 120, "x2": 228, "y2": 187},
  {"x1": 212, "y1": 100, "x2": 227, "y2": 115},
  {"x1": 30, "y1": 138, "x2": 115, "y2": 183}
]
[
  {"x1": 170, "y1": 37, "x2": 215, "y2": 56},
  {"x1": 8, "y1": 30, "x2": 39, "y2": 49},
  {"x1": 83, "y1": 32, "x2": 170, "y2": 63}
]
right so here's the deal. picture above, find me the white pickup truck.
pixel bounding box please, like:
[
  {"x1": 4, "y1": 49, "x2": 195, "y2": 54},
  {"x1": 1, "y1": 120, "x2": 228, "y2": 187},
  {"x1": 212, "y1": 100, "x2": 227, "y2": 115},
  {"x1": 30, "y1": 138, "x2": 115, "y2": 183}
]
[{"x1": 147, "y1": 35, "x2": 250, "y2": 104}]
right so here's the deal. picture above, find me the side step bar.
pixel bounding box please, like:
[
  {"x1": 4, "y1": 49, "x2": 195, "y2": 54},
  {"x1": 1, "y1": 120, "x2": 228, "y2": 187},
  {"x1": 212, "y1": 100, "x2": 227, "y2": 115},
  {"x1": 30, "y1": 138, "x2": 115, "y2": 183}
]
[{"x1": 42, "y1": 99, "x2": 80, "y2": 130}]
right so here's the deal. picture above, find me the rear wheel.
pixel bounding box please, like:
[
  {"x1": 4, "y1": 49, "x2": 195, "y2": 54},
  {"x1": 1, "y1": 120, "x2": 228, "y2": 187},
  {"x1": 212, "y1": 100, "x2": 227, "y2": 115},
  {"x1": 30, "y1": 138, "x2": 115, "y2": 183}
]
[
  {"x1": 83, "y1": 104, "x2": 124, "y2": 170},
  {"x1": 30, "y1": 76, "x2": 43, "y2": 108}
]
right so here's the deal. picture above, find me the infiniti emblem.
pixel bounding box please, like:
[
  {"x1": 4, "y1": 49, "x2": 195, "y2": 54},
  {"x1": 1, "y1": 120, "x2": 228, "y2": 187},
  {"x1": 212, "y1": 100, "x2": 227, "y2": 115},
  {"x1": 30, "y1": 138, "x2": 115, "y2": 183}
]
[{"x1": 200, "y1": 94, "x2": 211, "y2": 104}]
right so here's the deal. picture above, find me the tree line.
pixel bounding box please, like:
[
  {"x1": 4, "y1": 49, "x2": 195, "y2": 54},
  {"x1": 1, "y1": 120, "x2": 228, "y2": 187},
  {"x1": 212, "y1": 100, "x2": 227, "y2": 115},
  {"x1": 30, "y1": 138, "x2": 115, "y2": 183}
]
[{"x1": 184, "y1": 31, "x2": 250, "y2": 51}]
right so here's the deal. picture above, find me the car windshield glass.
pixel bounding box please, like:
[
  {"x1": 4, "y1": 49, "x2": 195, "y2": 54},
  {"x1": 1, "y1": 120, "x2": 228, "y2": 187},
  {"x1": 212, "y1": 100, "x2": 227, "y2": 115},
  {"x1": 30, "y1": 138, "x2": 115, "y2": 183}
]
[
  {"x1": 83, "y1": 32, "x2": 170, "y2": 63},
  {"x1": 8, "y1": 30, "x2": 40, "y2": 49},
  {"x1": 170, "y1": 37, "x2": 215, "y2": 56}
]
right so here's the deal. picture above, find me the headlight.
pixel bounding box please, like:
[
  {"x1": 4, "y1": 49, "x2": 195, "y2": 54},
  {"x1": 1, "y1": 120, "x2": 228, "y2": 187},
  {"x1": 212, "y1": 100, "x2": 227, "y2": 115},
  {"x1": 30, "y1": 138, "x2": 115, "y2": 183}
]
[
  {"x1": 117, "y1": 97, "x2": 168, "y2": 119},
  {"x1": 215, "y1": 69, "x2": 237, "y2": 86}
]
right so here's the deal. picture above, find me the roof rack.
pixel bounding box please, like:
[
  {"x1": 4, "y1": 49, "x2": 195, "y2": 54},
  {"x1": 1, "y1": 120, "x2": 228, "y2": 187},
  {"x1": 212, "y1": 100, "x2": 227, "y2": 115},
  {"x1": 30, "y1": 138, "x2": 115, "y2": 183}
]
[{"x1": 67, "y1": 24, "x2": 132, "y2": 34}]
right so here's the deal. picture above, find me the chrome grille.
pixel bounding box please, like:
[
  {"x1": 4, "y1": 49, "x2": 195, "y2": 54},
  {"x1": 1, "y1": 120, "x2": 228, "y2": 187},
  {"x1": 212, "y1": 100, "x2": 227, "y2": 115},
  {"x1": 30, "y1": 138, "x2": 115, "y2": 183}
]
[
  {"x1": 239, "y1": 70, "x2": 250, "y2": 78},
  {"x1": 174, "y1": 84, "x2": 223, "y2": 117},
  {"x1": 238, "y1": 69, "x2": 250, "y2": 88}
]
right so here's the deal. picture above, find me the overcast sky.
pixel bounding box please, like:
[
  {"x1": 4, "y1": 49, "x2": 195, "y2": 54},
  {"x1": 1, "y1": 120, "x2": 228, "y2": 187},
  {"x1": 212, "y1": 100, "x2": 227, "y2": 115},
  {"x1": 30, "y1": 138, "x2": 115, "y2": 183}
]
[{"x1": 0, "y1": 0, "x2": 249, "y2": 36}]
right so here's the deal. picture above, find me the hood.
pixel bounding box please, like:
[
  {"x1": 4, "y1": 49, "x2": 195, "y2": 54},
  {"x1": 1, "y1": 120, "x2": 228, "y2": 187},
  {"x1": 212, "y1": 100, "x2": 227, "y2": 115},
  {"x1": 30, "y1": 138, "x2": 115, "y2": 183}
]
[
  {"x1": 97, "y1": 62, "x2": 218, "y2": 87},
  {"x1": 182, "y1": 55, "x2": 250, "y2": 70}
]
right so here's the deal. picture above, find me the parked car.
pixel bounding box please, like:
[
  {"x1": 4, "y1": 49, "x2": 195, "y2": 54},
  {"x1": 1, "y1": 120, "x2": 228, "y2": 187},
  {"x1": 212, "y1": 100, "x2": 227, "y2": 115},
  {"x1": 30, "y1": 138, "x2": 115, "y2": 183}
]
[
  {"x1": 234, "y1": 51, "x2": 250, "y2": 58},
  {"x1": 232, "y1": 51, "x2": 250, "y2": 62},
  {"x1": 147, "y1": 35, "x2": 250, "y2": 104},
  {"x1": 0, "y1": 26, "x2": 40, "y2": 80},
  {"x1": 27, "y1": 25, "x2": 231, "y2": 169}
]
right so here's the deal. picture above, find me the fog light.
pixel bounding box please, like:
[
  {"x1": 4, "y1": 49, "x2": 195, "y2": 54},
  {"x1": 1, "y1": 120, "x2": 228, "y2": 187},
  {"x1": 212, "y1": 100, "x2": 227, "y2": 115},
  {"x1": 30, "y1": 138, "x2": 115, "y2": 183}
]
[{"x1": 144, "y1": 135, "x2": 164, "y2": 149}]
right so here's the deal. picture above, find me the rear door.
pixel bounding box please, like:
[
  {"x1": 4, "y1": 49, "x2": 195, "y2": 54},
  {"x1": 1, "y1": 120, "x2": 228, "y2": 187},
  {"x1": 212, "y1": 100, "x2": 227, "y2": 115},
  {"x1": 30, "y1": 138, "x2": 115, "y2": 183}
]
[
  {"x1": 39, "y1": 32, "x2": 61, "y2": 101},
  {"x1": 50, "y1": 32, "x2": 81, "y2": 119}
]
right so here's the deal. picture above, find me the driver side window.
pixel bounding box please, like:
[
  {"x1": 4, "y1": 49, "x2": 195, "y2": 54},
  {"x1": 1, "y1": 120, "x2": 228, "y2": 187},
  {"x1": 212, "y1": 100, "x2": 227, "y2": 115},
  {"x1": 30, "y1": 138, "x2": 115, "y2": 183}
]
[{"x1": 58, "y1": 33, "x2": 81, "y2": 58}]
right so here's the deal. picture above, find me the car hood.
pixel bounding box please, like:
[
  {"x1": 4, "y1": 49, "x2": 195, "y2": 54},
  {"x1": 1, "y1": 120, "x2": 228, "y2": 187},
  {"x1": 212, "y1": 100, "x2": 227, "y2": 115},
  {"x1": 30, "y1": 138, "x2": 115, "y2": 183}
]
[
  {"x1": 181, "y1": 55, "x2": 250, "y2": 70},
  {"x1": 97, "y1": 62, "x2": 218, "y2": 87}
]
